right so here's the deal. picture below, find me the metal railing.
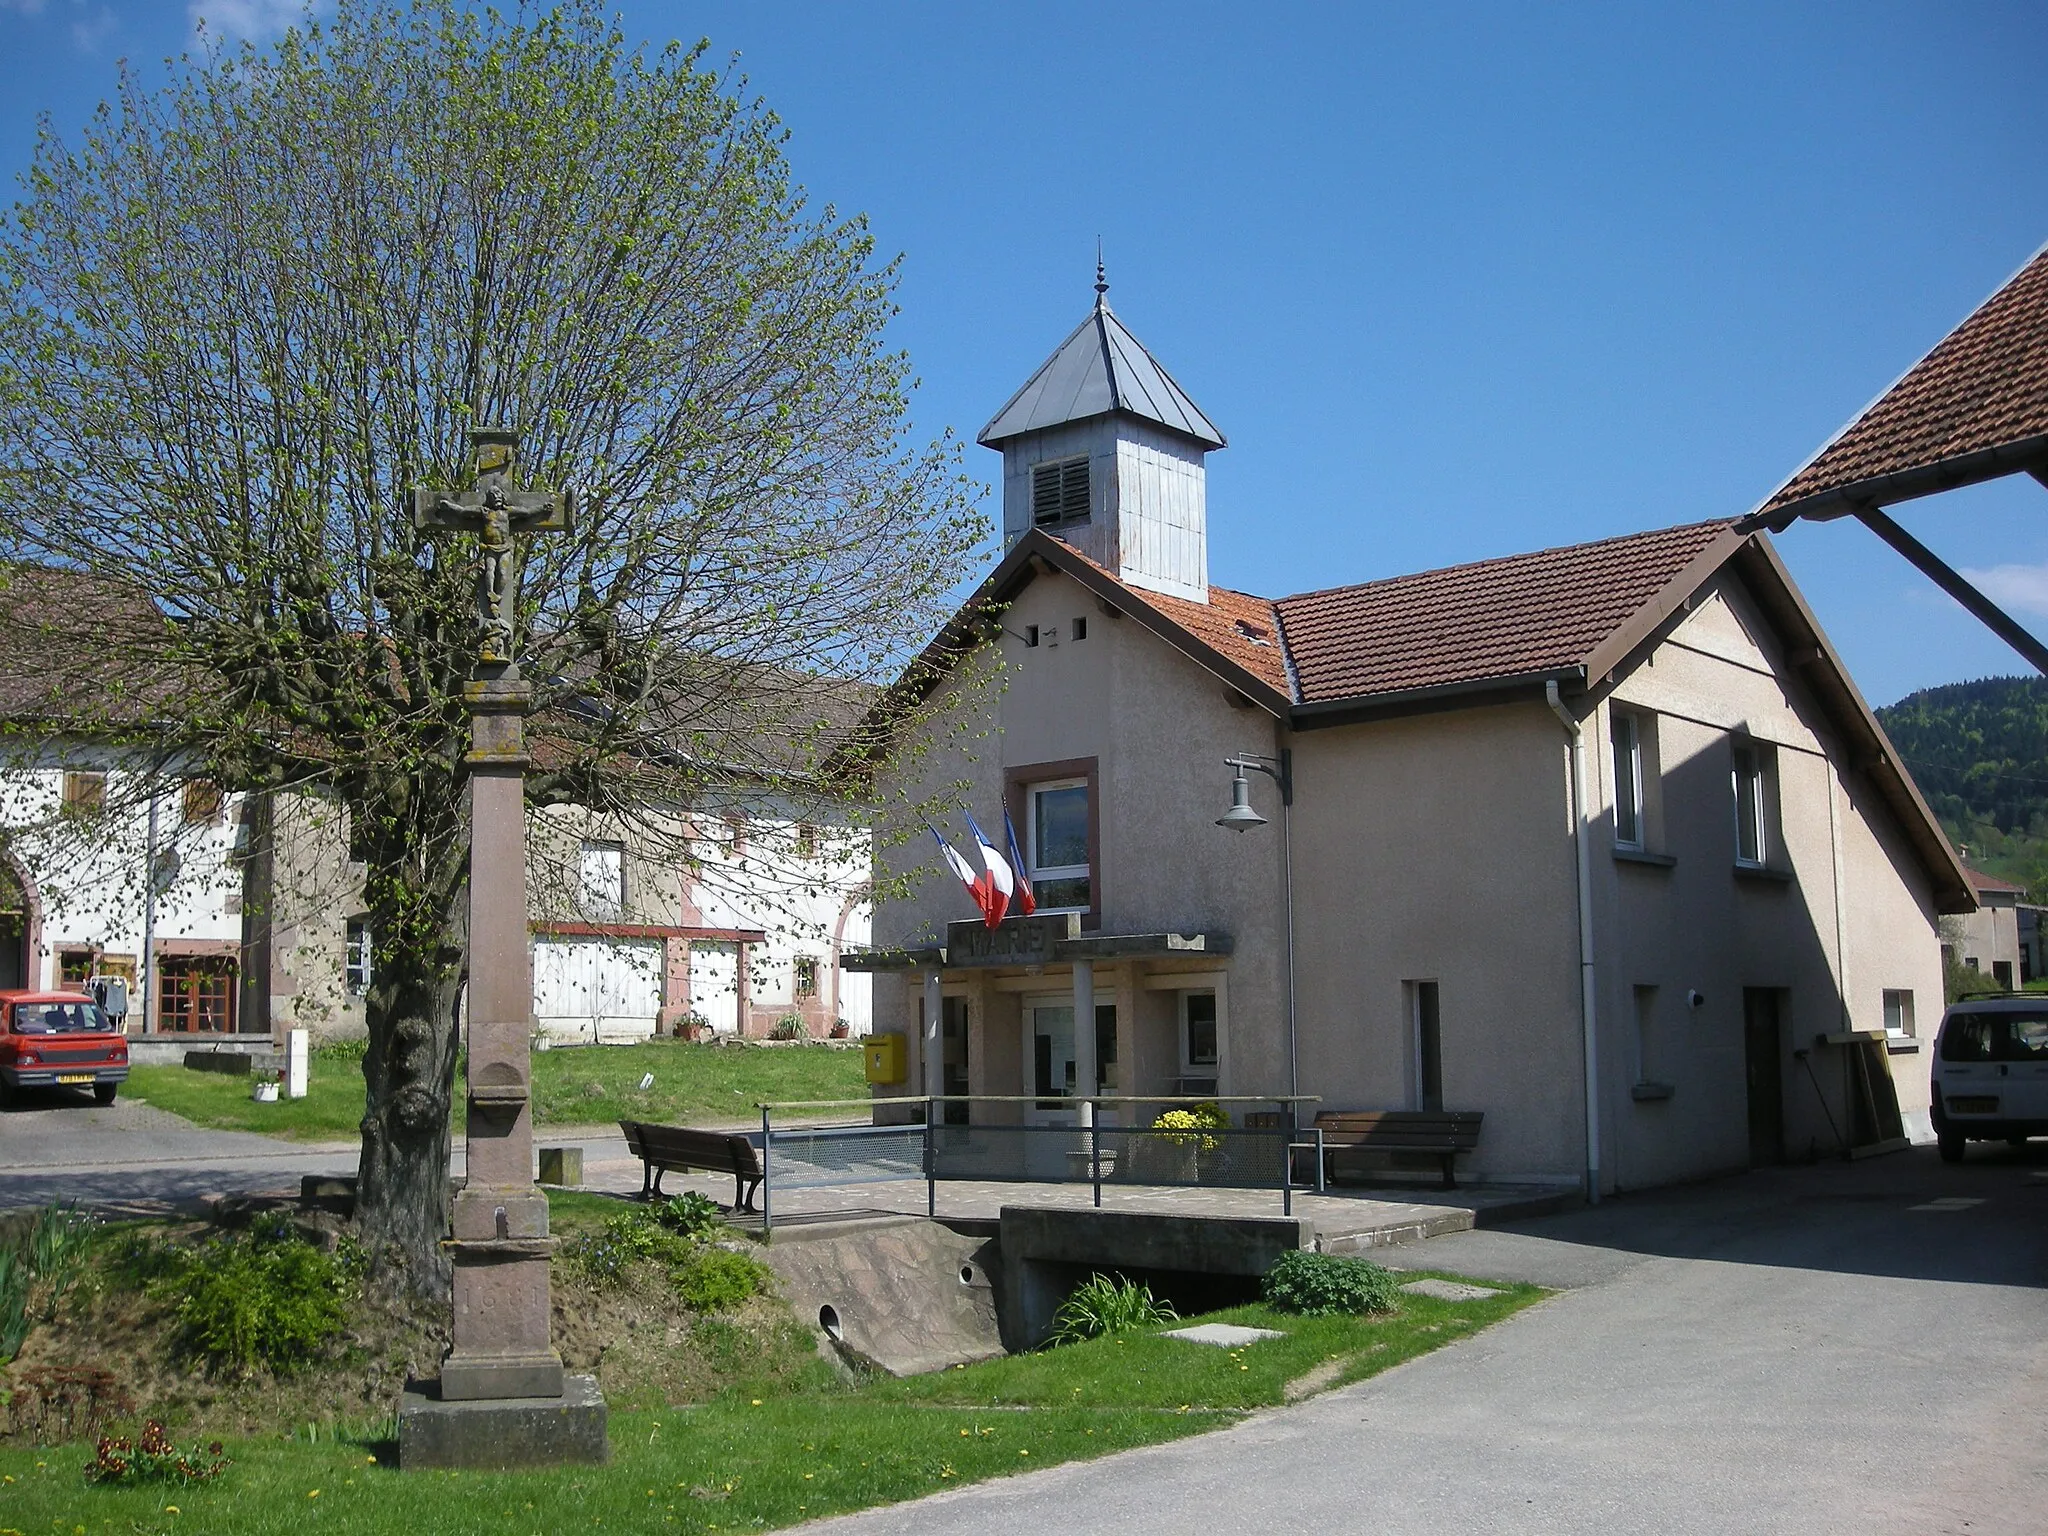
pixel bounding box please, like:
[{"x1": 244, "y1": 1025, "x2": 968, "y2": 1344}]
[{"x1": 754, "y1": 1095, "x2": 1324, "y2": 1232}]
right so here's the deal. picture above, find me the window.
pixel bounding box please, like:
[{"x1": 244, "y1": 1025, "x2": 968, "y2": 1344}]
[
  {"x1": 1031, "y1": 455, "x2": 1090, "y2": 527},
  {"x1": 345, "y1": 920, "x2": 373, "y2": 995},
  {"x1": 1410, "y1": 981, "x2": 1443, "y2": 1111},
  {"x1": 793, "y1": 956, "x2": 819, "y2": 999},
  {"x1": 1882, "y1": 989, "x2": 1915, "y2": 1039},
  {"x1": 1181, "y1": 992, "x2": 1218, "y2": 1073},
  {"x1": 1023, "y1": 624, "x2": 1040, "y2": 648},
  {"x1": 1071, "y1": 616, "x2": 1088, "y2": 641},
  {"x1": 579, "y1": 840, "x2": 625, "y2": 921},
  {"x1": 794, "y1": 823, "x2": 820, "y2": 860},
  {"x1": 1732, "y1": 742, "x2": 1770, "y2": 866},
  {"x1": 61, "y1": 771, "x2": 105, "y2": 819},
  {"x1": 722, "y1": 815, "x2": 748, "y2": 856},
  {"x1": 58, "y1": 949, "x2": 95, "y2": 987},
  {"x1": 1027, "y1": 778, "x2": 1090, "y2": 912},
  {"x1": 1611, "y1": 712, "x2": 1643, "y2": 849},
  {"x1": 156, "y1": 956, "x2": 236, "y2": 1033},
  {"x1": 1941, "y1": 1011, "x2": 2048, "y2": 1062},
  {"x1": 182, "y1": 780, "x2": 224, "y2": 826}
]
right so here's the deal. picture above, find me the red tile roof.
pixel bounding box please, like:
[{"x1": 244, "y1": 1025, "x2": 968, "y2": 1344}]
[
  {"x1": 1272, "y1": 520, "x2": 1735, "y2": 705},
  {"x1": 1964, "y1": 868, "x2": 2026, "y2": 896},
  {"x1": 1761, "y1": 244, "x2": 2048, "y2": 517}
]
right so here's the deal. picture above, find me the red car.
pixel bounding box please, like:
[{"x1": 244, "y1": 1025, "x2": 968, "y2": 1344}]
[{"x1": 0, "y1": 990, "x2": 130, "y2": 1108}]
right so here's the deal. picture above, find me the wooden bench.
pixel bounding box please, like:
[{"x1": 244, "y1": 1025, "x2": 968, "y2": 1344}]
[
  {"x1": 618, "y1": 1120, "x2": 763, "y2": 1212},
  {"x1": 1305, "y1": 1110, "x2": 1484, "y2": 1190}
]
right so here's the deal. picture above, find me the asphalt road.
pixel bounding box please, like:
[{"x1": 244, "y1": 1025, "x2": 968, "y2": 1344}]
[
  {"x1": 0, "y1": 1088, "x2": 362, "y2": 1210},
  {"x1": 813, "y1": 1145, "x2": 2048, "y2": 1536}
]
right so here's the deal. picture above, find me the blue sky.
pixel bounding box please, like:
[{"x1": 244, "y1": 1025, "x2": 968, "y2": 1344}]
[{"x1": 1, "y1": 2, "x2": 2044, "y2": 705}]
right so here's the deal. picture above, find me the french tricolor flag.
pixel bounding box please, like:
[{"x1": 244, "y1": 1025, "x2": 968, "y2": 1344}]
[
  {"x1": 1004, "y1": 807, "x2": 1036, "y2": 917},
  {"x1": 928, "y1": 821, "x2": 986, "y2": 917},
  {"x1": 965, "y1": 812, "x2": 1014, "y2": 929}
]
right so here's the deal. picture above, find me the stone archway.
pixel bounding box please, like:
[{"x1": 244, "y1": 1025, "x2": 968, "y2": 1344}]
[{"x1": 0, "y1": 844, "x2": 38, "y2": 991}]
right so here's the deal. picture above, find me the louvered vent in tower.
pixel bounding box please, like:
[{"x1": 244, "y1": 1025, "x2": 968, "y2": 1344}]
[{"x1": 1031, "y1": 455, "x2": 1090, "y2": 527}]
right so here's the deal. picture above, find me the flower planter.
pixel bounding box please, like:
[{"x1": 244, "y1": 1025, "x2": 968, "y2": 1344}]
[{"x1": 251, "y1": 1081, "x2": 280, "y2": 1103}]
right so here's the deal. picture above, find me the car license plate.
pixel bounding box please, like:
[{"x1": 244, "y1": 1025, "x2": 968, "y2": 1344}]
[
  {"x1": 55, "y1": 1073, "x2": 94, "y2": 1084},
  {"x1": 1947, "y1": 1095, "x2": 1999, "y2": 1114}
]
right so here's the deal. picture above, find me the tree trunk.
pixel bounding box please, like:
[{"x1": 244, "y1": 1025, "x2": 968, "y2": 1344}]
[{"x1": 356, "y1": 934, "x2": 465, "y2": 1295}]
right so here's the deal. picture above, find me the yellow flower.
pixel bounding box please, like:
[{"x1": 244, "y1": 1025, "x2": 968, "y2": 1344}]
[
  {"x1": 164, "y1": 1508, "x2": 180, "y2": 1517},
  {"x1": 750, "y1": 1399, "x2": 762, "y2": 1407},
  {"x1": 308, "y1": 1489, "x2": 321, "y2": 1498}
]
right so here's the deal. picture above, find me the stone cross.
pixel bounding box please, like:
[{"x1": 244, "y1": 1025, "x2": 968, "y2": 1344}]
[
  {"x1": 402, "y1": 427, "x2": 599, "y2": 1455},
  {"x1": 413, "y1": 427, "x2": 576, "y2": 667}
]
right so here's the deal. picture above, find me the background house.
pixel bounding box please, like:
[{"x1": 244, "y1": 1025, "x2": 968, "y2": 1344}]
[
  {"x1": 1945, "y1": 867, "x2": 2025, "y2": 990},
  {"x1": 0, "y1": 566, "x2": 873, "y2": 1049}
]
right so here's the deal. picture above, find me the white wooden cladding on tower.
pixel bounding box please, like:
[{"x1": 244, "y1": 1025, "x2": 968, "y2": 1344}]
[{"x1": 999, "y1": 418, "x2": 1210, "y2": 603}]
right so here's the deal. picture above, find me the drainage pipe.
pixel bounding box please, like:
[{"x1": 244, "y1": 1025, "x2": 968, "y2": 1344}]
[{"x1": 1546, "y1": 681, "x2": 1601, "y2": 1204}]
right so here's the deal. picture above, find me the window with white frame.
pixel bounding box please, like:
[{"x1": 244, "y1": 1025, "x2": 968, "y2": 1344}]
[
  {"x1": 1882, "y1": 988, "x2": 1915, "y2": 1039},
  {"x1": 1731, "y1": 742, "x2": 1770, "y2": 867},
  {"x1": 1611, "y1": 711, "x2": 1644, "y2": 849},
  {"x1": 345, "y1": 919, "x2": 373, "y2": 995},
  {"x1": 579, "y1": 840, "x2": 625, "y2": 921},
  {"x1": 1027, "y1": 778, "x2": 1091, "y2": 912}
]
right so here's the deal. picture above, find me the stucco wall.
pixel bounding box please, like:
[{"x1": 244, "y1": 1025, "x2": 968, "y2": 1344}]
[
  {"x1": 1597, "y1": 578, "x2": 1946, "y2": 1182},
  {"x1": 1287, "y1": 704, "x2": 1584, "y2": 1182}
]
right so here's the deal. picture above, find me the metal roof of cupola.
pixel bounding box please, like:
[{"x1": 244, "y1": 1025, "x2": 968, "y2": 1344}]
[{"x1": 979, "y1": 260, "x2": 1223, "y2": 603}]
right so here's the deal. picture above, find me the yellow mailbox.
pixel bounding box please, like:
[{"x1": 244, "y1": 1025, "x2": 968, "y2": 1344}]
[{"x1": 863, "y1": 1032, "x2": 907, "y2": 1085}]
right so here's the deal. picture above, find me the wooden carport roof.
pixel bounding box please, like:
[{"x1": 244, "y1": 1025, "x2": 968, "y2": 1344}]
[{"x1": 1739, "y1": 241, "x2": 2048, "y2": 674}]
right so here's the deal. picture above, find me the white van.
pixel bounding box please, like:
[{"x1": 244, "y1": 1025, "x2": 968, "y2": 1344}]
[{"x1": 1929, "y1": 997, "x2": 2048, "y2": 1162}]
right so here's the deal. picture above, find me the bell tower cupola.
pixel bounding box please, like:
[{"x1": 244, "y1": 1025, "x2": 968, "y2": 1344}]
[{"x1": 978, "y1": 263, "x2": 1224, "y2": 604}]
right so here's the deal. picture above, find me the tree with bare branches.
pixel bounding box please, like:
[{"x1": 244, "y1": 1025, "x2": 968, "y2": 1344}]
[{"x1": 0, "y1": 1, "x2": 982, "y2": 1287}]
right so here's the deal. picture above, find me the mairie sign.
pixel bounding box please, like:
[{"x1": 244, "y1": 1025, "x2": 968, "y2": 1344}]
[{"x1": 944, "y1": 913, "x2": 1080, "y2": 967}]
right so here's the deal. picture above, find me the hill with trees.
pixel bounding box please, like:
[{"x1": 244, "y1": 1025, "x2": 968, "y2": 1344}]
[{"x1": 1874, "y1": 675, "x2": 2048, "y2": 898}]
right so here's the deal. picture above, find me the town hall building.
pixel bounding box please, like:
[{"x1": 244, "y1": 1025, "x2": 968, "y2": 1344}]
[{"x1": 850, "y1": 279, "x2": 1973, "y2": 1195}]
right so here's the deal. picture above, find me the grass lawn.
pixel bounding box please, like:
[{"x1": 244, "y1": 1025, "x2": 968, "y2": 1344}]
[
  {"x1": 121, "y1": 1040, "x2": 868, "y2": 1143},
  {"x1": 0, "y1": 1276, "x2": 1544, "y2": 1535}
]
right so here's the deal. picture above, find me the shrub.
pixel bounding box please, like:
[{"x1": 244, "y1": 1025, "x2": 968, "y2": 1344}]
[
  {"x1": 312, "y1": 1037, "x2": 369, "y2": 1064},
  {"x1": 171, "y1": 1222, "x2": 355, "y2": 1376},
  {"x1": 0, "y1": 1205, "x2": 98, "y2": 1363},
  {"x1": 769, "y1": 1014, "x2": 807, "y2": 1041},
  {"x1": 1261, "y1": 1250, "x2": 1398, "y2": 1316},
  {"x1": 563, "y1": 1210, "x2": 679, "y2": 1288},
  {"x1": 1045, "y1": 1274, "x2": 1176, "y2": 1346},
  {"x1": 85, "y1": 1420, "x2": 229, "y2": 1486},
  {"x1": 674, "y1": 1247, "x2": 767, "y2": 1312},
  {"x1": 652, "y1": 1191, "x2": 726, "y2": 1242}
]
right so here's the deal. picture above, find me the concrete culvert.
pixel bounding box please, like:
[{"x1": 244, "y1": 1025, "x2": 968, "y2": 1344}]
[
  {"x1": 959, "y1": 1265, "x2": 977, "y2": 1285},
  {"x1": 818, "y1": 1304, "x2": 844, "y2": 1341}
]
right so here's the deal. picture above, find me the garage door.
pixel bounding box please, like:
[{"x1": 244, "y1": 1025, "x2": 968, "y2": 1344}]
[{"x1": 532, "y1": 937, "x2": 662, "y2": 1044}]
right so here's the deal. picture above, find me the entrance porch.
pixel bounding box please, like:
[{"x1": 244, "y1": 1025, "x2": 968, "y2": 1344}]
[{"x1": 843, "y1": 914, "x2": 1243, "y2": 1129}]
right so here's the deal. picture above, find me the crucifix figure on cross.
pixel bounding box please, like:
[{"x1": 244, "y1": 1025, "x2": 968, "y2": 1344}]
[{"x1": 414, "y1": 426, "x2": 576, "y2": 666}]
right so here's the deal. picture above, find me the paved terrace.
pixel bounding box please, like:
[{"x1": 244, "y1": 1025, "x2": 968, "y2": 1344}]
[{"x1": 0, "y1": 1102, "x2": 1574, "y2": 1247}]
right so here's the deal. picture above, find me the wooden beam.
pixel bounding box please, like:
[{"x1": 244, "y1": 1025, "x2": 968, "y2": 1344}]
[{"x1": 1854, "y1": 506, "x2": 2048, "y2": 677}]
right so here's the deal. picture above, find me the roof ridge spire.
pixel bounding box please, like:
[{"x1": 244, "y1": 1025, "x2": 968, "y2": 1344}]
[{"x1": 1094, "y1": 237, "x2": 1109, "y2": 308}]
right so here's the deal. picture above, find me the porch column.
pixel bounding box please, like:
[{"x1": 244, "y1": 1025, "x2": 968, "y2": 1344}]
[{"x1": 1072, "y1": 961, "x2": 1096, "y2": 1127}]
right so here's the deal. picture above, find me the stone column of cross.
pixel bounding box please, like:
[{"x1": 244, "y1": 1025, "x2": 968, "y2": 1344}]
[{"x1": 409, "y1": 427, "x2": 582, "y2": 1411}]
